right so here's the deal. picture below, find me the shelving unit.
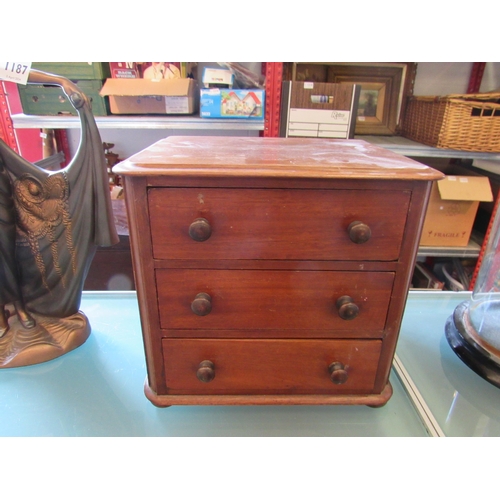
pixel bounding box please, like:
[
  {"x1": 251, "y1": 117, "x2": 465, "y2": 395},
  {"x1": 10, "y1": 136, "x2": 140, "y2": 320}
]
[
  {"x1": 12, "y1": 112, "x2": 500, "y2": 160},
  {"x1": 4, "y1": 62, "x2": 500, "y2": 291},
  {"x1": 10, "y1": 113, "x2": 265, "y2": 132},
  {"x1": 418, "y1": 238, "x2": 481, "y2": 258},
  {"x1": 357, "y1": 135, "x2": 500, "y2": 162}
]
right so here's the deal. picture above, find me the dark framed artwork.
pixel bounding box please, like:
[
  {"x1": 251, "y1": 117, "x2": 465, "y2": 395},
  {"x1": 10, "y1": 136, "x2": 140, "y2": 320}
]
[{"x1": 284, "y1": 63, "x2": 417, "y2": 135}]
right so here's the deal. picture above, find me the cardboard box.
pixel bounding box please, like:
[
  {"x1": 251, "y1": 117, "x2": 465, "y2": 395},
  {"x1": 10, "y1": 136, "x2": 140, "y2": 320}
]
[
  {"x1": 280, "y1": 81, "x2": 360, "y2": 139},
  {"x1": 202, "y1": 67, "x2": 234, "y2": 88},
  {"x1": 420, "y1": 175, "x2": 493, "y2": 247},
  {"x1": 99, "y1": 78, "x2": 198, "y2": 115},
  {"x1": 200, "y1": 88, "x2": 264, "y2": 119}
]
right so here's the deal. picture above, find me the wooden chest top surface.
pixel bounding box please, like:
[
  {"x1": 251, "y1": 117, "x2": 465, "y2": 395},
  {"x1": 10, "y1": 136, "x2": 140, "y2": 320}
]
[{"x1": 114, "y1": 136, "x2": 444, "y2": 181}]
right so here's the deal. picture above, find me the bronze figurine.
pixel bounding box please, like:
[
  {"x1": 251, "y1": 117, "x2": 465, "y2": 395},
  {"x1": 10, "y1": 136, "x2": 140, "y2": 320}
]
[{"x1": 0, "y1": 69, "x2": 119, "y2": 368}]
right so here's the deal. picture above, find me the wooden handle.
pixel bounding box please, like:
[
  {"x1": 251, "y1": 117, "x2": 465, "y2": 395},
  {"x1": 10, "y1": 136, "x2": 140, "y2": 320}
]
[
  {"x1": 336, "y1": 295, "x2": 359, "y2": 320},
  {"x1": 191, "y1": 292, "x2": 212, "y2": 316},
  {"x1": 189, "y1": 218, "x2": 212, "y2": 242},
  {"x1": 329, "y1": 362, "x2": 348, "y2": 384},
  {"x1": 197, "y1": 360, "x2": 215, "y2": 383},
  {"x1": 348, "y1": 221, "x2": 371, "y2": 244}
]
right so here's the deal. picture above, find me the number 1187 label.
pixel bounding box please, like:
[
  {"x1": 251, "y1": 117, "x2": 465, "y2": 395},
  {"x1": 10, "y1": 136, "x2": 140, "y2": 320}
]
[{"x1": 0, "y1": 62, "x2": 32, "y2": 85}]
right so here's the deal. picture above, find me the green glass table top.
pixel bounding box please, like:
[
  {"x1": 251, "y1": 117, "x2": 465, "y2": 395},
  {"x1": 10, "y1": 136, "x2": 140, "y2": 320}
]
[
  {"x1": 3, "y1": 290, "x2": 498, "y2": 437},
  {"x1": 1, "y1": 292, "x2": 426, "y2": 437},
  {"x1": 397, "y1": 291, "x2": 500, "y2": 437}
]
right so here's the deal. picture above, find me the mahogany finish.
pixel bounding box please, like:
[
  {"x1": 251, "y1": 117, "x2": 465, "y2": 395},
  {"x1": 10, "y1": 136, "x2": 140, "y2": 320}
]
[
  {"x1": 329, "y1": 362, "x2": 349, "y2": 384},
  {"x1": 156, "y1": 269, "x2": 394, "y2": 332},
  {"x1": 188, "y1": 218, "x2": 212, "y2": 242},
  {"x1": 148, "y1": 187, "x2": 410, "y2": 261},
  {"x1": 196, "y1": 360, "x2": 215, "y2": 383},
  {"x1": 114, "y1": 136, "x2": 443, "y2": 407},
  {"x1": 162, "y1": 338, "x2": 382, "y2": 395}
]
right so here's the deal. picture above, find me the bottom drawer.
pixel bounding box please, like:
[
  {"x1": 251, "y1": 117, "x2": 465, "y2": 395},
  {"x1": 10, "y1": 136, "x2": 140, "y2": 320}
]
[{"x1": 162, "y1": 339, "x2": 382, "y2": 395}]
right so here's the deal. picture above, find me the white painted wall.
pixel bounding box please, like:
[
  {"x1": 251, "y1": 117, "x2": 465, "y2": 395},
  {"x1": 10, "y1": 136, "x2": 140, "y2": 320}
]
[
  {"x1": 479, "y1": 63, "x2": 500, "y2": 92},
  {"x1": 413, "y1": 62, "x2": 500, "y2": 95}
]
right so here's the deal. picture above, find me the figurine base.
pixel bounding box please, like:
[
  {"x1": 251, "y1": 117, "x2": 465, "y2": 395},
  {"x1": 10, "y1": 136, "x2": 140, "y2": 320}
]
[
  {"x1": 0, "y1": 311, "x2": 90, "y2": 368},
  {"x1": 445, "y1": 300, "x2": 500, "y2": 389}
]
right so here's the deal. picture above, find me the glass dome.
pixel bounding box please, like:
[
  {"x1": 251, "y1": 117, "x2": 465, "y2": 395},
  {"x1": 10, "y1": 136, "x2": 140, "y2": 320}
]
[{"x1": 446, "y1": 198, "x2": 500, "y2": 388}]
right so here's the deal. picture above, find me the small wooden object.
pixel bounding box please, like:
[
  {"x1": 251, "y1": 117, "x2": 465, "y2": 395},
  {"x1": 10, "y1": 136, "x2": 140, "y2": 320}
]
[{"x1": 114, "y1": 136, "x2": 443, "y2": 407}]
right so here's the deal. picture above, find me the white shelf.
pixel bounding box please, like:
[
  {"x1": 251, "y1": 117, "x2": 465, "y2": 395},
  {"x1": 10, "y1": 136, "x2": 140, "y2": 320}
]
[
  {"x1": 358, "y1": 135, "x2": 500, "y2": 161},
  {"x1": 11, "y1": 113, "x2": 265, "y2": 131},
  {"x1": 417, "y1": 238, "x2": 481, "y2": 258},
  {"x1": 11, "y1": 114, "x2": 500, "y2": 160}
]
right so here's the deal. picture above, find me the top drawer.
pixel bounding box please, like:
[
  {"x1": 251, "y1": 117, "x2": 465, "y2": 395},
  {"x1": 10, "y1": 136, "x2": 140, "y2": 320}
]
[{"x1": 148, "y1": 187, "x2": 410, "y2": 261}]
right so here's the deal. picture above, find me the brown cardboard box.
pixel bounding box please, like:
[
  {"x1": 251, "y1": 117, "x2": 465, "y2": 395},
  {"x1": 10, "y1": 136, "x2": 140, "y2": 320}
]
[
  {"x1": 99, "y1": 78, "x2": 198, "y2": 114},
  {"x1": 420, "y1": 175, "x2": 493, "y2": 247}
]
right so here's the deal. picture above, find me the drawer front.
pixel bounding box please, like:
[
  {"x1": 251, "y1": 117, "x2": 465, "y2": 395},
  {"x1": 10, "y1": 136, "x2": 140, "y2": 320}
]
[
  {"x1": 149, "y1": 188, "x2": 410, "y2": 261},
  {"x1": 157, "y1": 269, "x2": 394, "y2": 333},
  {"x1": 162, "y1": 338, "x2": 382, "y2": 395}
]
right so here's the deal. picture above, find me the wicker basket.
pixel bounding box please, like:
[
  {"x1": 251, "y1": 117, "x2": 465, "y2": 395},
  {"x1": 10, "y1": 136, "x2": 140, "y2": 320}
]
[{"x1": 402, "y1": 92, "x2": 500, "y2": 153}]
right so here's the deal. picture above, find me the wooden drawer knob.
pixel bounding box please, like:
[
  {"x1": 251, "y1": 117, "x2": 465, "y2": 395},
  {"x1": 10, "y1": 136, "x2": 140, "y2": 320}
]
[
  {"x1": 189, "y1": 218, "x2": 212, "y2": 242},
  {"x1": 191, "y1": 292, "x2": 212, "y2": 316},
  {"x1": 348, "y1": 221, "x2": 371, "y2": 244},
  {"x1": 329, "y1": 362, "x2": 348, "y2": 384},
  {"x1": 197, "y1": 360, "x2": 215, "y2": 383},
  {"x1": 336, "y1": 295, "x2": 359, "y2": 320}
]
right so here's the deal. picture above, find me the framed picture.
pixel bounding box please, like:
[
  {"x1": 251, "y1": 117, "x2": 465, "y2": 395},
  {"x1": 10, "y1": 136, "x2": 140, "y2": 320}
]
[
  {"x1": 284, "y1": 63, "x2": 416, "y2": 135},
  {"x1": 358, "y1": 83, "x2": 385, "y2": 120}
]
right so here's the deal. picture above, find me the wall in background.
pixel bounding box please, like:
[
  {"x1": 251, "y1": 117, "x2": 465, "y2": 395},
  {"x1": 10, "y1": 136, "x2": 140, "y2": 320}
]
[{"x1": 413, "y1": 62, "x2": 500, "y2": 95}]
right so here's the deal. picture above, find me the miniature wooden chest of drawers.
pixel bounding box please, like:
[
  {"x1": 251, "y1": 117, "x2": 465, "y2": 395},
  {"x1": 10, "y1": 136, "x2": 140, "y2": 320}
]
[{"x1": 114, "y1": 136, "x2": 442, "y2": 407}]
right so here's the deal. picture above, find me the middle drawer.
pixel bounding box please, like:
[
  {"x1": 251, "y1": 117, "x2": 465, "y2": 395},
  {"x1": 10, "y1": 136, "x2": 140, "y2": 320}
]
[{"x1": 156, "y1": 269, "x2": 394, "y2": 333}]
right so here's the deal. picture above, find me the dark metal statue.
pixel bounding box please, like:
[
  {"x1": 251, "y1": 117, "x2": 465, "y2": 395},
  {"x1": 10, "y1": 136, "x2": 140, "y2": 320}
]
[{"x1": 0, "y1": 69, "x2": 119, "y2": 368}]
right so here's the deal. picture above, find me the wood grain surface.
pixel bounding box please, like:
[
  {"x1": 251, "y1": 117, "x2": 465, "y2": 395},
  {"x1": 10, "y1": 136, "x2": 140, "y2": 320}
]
[{"x1": 149, "y1": 187, "x2": 410, "y2": 261}]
